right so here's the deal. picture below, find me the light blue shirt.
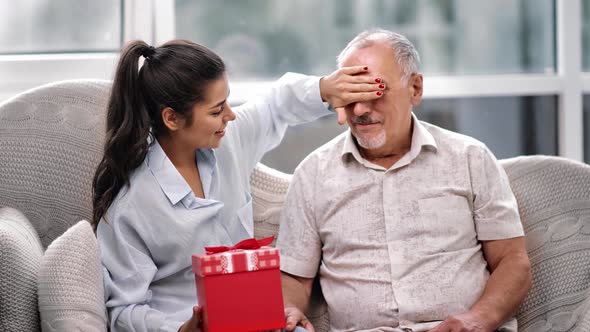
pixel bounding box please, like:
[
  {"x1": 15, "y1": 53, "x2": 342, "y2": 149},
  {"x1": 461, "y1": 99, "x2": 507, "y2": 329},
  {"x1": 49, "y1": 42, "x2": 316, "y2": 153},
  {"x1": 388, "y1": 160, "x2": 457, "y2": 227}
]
[{"x1": 97, "y1": 73, "x2": 329, "y2": 332}]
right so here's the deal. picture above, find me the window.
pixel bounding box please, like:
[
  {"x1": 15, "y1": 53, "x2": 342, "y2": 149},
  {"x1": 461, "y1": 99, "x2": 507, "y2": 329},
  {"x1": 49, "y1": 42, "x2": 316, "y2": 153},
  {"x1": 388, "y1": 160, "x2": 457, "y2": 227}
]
[
  {"x1": 0, "y1": 0, "x2": 133, "y2": 102},
  {"x1": 0, "y1": 0, "x2": 585, "y2": 167},
  {"x1": 583, "y1": 96, "x2": 590, "y2": 163},
  {"x1": 262, "y1": 96, "x2": 558, "y2": 172},
  {"x1": 176, "y1": 0, "x2": 554, "y2": 79},
  {"x1": 0, "y1": 0, "x2": 122, "y2": 54},
  {"x1": 176, "y1": 0, "x2": 568, "y2": 172},
  {"x1": 582, "y1": 0, "x2": 590, "y2": 71}
]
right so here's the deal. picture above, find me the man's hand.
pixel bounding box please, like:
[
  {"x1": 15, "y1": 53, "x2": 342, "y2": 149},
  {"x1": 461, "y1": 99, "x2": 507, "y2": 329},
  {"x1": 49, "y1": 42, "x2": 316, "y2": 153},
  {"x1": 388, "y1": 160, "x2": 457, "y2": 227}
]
[
  {"x1": 284, "y1": 307, "x2": 315, "y2": 332},
  {"x1": 178, "y1": 306, "x2": 202, "y2": 332},
  {"x1": 319, "y1": 65, "x2": 385, "y2": 125},
  {"x1": 428, "y1": 312, "x2": 493, "y2": 332}
]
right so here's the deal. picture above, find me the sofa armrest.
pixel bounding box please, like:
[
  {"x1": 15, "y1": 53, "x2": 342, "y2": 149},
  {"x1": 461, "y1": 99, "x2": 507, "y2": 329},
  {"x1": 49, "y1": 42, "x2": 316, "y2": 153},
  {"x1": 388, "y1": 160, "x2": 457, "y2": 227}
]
[{"x1": 251, "y1": 163, "x2": 293, "y2": 244}]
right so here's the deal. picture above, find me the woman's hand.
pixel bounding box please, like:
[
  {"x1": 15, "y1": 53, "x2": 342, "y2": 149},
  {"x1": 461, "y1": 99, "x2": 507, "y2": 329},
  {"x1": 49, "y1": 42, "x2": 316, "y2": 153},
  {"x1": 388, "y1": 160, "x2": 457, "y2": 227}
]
[
  {"x1": 178, "y1": 306, "x2": 202, "y2": 332},
  {"x1": 320, "y1": 65, "x2": 385, "y2": 125}
]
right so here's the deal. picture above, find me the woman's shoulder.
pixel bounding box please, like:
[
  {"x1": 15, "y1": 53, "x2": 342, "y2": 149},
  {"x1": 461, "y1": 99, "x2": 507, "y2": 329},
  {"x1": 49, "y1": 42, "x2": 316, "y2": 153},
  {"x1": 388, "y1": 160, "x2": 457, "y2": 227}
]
[{"x1": 105, "y1": 163, "x2": 162, "y2": 219}]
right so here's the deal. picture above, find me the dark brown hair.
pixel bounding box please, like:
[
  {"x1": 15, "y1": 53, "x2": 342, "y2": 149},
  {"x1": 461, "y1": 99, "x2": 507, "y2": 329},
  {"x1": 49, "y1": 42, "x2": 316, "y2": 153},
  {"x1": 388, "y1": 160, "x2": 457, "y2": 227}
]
[{"x1": 91, "y1": 39, "x2": 225, "y2": 228}]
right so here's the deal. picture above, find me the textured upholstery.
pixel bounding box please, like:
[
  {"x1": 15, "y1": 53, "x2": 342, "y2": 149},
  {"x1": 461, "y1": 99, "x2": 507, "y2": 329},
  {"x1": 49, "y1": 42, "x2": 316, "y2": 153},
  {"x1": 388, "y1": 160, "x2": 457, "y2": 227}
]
[
  {"x1": 0, "y1": 80, "x2": 110, "y2": 248},
  {"x1": 0, "y1": 207, "x2": 43, "y2": 332},
  {"x1": 252, "y1": 163, "x2": 292, "y2": 243},
  {"x1": 501, "y1": 155, "x2": 590, "y2": 332},
  {"x1": 2, "y1": 79, "x2": 589, "y2": 331},
  {"x1": 38, "y1": 220, "x2": 107, "y2": 332},
  {"x1": 0, "y1": 80, "x2": 110, "y2": 331}
]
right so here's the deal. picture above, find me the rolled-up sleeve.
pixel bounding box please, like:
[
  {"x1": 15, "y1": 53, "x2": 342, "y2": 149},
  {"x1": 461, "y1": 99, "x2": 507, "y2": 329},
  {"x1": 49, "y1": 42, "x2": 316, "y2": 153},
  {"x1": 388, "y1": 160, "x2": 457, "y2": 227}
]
[
  {"x1": 469, "y1": 145, "x2": 524, "y2": 240},
  {"x1": 276, "y1": 155, "x2": 322, "y2": 278},
  {"x1": 98, "y1": 207, "x2": 183, "y2": 332}
]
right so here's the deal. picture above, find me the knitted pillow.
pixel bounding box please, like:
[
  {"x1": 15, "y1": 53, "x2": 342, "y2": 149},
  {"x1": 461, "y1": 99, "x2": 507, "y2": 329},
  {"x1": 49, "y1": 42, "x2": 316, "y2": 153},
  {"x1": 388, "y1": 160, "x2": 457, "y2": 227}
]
[
  {"x1": 38, "y1": 220, "x2": 107, "y2": 332},
  {"x1": 0, "y1": 207, "x2": 43, "y2": 332},
  {"x1": 251, "y1": 163, "x2": 292, "y2": 244}
]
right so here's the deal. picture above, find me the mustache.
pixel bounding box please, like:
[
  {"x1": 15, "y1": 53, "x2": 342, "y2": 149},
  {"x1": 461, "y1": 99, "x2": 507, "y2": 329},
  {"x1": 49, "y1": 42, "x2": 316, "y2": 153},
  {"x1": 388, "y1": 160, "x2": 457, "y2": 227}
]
[{"x1": 352, "y1": 115, "x2": 381, "y2": 125}]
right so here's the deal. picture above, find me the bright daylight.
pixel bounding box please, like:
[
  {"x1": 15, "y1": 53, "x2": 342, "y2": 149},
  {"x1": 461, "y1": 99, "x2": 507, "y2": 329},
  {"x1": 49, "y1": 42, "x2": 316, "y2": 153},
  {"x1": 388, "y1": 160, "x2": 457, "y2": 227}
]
[{"x1": 0, "y1": 1, "x2": 589, "y2": 332}]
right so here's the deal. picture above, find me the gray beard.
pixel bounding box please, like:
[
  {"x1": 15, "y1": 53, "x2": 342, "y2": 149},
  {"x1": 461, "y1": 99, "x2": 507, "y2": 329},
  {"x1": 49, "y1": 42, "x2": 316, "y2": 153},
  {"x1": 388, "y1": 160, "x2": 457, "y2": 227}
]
[{"x1": 354, "y1": 130, "x2": 386, "y2": 150}]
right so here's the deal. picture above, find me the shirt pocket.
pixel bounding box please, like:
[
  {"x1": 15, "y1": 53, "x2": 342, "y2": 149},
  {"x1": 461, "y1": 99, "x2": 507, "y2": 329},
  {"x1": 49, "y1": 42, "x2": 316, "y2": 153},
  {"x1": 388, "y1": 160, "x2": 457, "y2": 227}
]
[{"x1": 417, "y1": 195, "x2": 476, "y2": 251}]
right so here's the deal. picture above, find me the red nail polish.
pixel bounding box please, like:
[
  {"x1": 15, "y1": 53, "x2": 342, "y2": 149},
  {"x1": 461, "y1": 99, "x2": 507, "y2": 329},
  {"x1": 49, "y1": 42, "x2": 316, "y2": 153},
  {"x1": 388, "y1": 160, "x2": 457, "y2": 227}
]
[
  {"x1": 376, "y1": 91, "x2": 382, "y2": 96},
  {"x1": 375, "y1": 78, "x2": 381, "y2": 83},
  {"x1": 363, "y1": 66, "x2": 368, "y2": 70},
  {"x1": 379, "y1": 84, "x2": 384, "y2": 89}
]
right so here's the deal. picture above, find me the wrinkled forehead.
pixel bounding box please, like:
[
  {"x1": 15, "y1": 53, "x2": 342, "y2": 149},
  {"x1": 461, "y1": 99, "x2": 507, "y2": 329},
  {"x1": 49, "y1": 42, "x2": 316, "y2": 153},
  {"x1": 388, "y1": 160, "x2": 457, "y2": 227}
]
[{"x1": 340, "y1": 44, "x2": 403, "y2": 79}]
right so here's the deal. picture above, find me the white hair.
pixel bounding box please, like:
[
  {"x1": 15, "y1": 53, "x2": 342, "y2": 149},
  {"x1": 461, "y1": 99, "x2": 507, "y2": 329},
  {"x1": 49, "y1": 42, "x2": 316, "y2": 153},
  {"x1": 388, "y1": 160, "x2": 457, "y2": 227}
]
[{"x1": 337, "y1": 28, "x2": 421, "y2": 86}]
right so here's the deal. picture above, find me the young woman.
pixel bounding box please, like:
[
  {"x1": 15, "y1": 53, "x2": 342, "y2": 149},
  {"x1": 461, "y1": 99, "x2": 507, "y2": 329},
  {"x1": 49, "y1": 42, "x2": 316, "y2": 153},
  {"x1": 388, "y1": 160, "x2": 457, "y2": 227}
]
[{"x1": 93, "y1": 39, "x2": 384, "y2": 332}]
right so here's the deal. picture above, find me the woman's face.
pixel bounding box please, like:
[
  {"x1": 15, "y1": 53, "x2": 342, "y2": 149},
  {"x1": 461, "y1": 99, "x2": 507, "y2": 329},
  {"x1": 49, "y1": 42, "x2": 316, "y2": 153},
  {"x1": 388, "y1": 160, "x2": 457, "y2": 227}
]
[{"x1": 177, "y1": 74, "x2": 235, "y2": 149}]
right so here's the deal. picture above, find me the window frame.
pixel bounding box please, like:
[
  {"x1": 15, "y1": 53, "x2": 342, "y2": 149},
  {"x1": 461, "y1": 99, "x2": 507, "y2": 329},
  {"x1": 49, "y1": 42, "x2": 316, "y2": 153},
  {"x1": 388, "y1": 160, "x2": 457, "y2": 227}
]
[
  {"x1": 0, "y1": 0, "x2": 585, "y2": 162},
  {"x1": 225, "y1": 0, "x2": 585, "y2": 162},
  {"x1": 0, "y1": 0, "x2": 175, "y2": 101}
]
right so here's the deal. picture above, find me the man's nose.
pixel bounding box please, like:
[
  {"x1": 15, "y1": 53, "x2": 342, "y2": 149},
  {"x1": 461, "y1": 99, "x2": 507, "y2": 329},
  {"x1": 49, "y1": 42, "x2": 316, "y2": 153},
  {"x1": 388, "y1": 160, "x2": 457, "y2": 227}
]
[{"x1": 352, "y1": 102, "x2": 372, "y2": 116}]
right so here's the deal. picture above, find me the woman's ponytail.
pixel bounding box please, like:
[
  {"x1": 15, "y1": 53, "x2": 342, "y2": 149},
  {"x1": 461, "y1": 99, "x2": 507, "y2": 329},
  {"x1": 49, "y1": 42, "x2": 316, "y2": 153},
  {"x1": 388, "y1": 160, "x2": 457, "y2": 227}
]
[
  {"x1": 92, "y1": 41, "x2": 153, "y2": 228},
  {"x1": 92, "y1": 39, "x2": 225, "y2": 228}
]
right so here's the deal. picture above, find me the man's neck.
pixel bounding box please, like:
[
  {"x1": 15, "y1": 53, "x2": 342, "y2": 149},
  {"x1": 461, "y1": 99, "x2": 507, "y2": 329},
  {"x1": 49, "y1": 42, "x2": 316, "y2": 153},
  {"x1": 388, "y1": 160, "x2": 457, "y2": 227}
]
[
  {"x1": 359, "y1": 144, "x2": 411, "y2": 169},
  {"x1": 358, "y1": 122, "x2": 414, "y2": 169}
]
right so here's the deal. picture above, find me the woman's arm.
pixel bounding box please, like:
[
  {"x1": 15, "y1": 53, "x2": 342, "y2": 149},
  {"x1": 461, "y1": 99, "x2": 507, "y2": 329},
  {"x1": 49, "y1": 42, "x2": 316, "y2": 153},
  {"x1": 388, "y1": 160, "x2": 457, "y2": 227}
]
[
  {"x1": 98, "y1": 210, "x2": 184, "y2": 332},
  {"x1": 230, "y1": 67, "x2": 383, "y2": 174}
]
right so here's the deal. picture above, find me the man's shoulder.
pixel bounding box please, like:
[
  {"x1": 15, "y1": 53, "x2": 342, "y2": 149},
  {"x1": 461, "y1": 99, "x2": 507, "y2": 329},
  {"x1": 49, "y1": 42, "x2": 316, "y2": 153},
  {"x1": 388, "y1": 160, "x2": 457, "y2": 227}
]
[
  {"x1": 296, "y1": 131, "x2": 348, "y2": 170},
  {"x1": 420, "y1": 120, "x2": 489, "y2": 154}
]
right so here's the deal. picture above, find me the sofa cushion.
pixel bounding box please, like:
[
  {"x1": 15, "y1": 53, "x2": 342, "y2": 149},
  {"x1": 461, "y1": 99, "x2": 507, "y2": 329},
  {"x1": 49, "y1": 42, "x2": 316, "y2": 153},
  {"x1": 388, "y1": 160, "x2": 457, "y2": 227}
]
[
  {"x1": 0, "y1": 80, "x2": 110, "y2": 248},
  {"x1": 0, "y1": 207, "x2": 43, "y2": 332},
  {"x1": 38, "y1": 220, "x2": 107, "y2": 332}
]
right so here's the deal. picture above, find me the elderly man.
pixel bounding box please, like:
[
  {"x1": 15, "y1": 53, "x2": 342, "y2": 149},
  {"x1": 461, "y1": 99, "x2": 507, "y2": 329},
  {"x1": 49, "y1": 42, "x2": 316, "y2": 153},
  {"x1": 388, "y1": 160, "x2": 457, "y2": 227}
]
[{"x1": 277, "y1": 29, "x2": 531, "y2": 332}]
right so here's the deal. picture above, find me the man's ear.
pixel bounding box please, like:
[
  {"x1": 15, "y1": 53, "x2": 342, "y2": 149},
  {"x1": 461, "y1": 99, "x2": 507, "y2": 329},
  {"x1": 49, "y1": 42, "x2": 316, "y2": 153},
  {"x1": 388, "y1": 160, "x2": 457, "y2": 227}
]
[
  {"x1": 161, "y1": 107, "x2": 180, "y2": 131},
  {"x1": 409, "y1": 73, "x2": 423, "y2": 106}
]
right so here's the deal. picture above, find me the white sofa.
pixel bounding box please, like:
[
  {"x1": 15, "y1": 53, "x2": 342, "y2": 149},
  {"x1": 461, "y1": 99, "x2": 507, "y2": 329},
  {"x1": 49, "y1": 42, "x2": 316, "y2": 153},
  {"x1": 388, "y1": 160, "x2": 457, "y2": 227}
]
[{"x1": 1, "y1": 80, "x2": 589, "y2": 331}]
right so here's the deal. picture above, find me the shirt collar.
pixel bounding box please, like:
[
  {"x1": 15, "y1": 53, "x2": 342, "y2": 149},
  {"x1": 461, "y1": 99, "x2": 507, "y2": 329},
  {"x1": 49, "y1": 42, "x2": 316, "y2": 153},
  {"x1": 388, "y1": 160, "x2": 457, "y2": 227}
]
[
  {"x1": 408, "y1": 112, "x2": 437, "y2": 155},
  {"x1": 146, "y1": 140, "x2": 191, "y2": 205},
  {"x1": 146, "y1": 140, "x2": 217, "y2": 206},
  {"x1": 341, "y1": 112, "x2": 437, "y2": 168},
  {"x1": 196, "y1": 148, "x2": 217, "y2": 197}
]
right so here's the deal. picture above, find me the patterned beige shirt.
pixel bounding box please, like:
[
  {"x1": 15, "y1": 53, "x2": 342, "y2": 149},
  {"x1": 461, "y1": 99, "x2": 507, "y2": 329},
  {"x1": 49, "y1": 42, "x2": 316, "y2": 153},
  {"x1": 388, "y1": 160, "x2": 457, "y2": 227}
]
[{"x1": 277, "y1": 114, "x2": 524, "y2": 332}]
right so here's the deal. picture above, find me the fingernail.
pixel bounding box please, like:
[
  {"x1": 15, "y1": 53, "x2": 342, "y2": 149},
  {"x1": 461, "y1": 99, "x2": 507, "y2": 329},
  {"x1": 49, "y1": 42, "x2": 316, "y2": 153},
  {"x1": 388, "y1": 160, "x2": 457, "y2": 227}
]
[
  {"x1": 376, "y1": 91, "x2": 383, "y2": 96},
  {"x1": 375, "y1": 78, "x2": 381, "y2": 83},
  {"x1": 379, "y1": 84, "x2": 384, "y2": 89},
  {"x1": 363, "y1": 66, "x2": 368, "y2": 70}
]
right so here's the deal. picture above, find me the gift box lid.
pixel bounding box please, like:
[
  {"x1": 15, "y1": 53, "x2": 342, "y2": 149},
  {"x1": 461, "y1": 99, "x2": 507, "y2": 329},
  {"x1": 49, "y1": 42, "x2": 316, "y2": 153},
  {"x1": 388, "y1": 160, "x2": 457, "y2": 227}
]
[{"x1": 192, "y1": 237, "x2": 280, "y2": 277}]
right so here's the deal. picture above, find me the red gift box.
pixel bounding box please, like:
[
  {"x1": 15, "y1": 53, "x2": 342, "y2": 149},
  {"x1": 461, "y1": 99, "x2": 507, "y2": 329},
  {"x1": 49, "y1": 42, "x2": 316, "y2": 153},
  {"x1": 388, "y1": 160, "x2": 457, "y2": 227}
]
[{"x1": 192, "y1": 237, "x2": 285, "y2": 332}]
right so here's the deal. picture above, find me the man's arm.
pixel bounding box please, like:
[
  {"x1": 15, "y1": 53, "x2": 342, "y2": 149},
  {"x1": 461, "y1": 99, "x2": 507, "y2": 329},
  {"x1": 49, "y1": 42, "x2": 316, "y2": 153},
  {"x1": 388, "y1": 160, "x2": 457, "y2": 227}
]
[
  {"x1": 430, "y1": 236, "x2": 531, "y2": 332},
  {"x1": 281, "y1": 272, "x2": 315, "y2": 332},
  {"x1": 474, "y1": 237, "x2": 532, "y2": 327}
]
